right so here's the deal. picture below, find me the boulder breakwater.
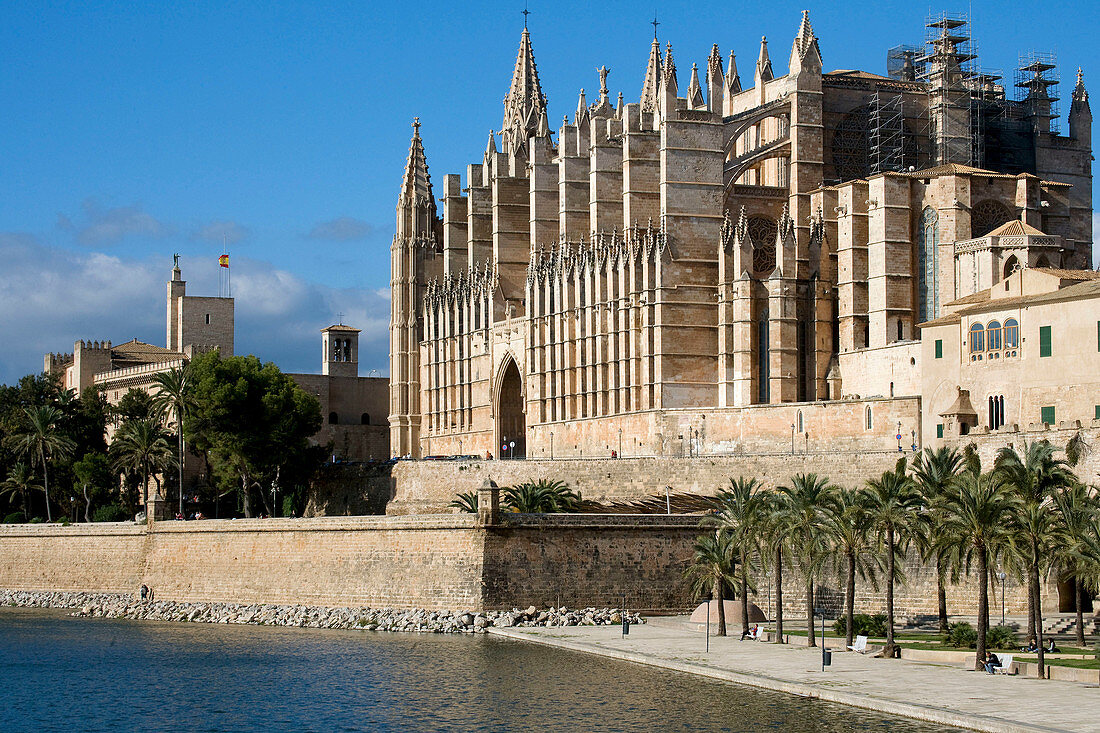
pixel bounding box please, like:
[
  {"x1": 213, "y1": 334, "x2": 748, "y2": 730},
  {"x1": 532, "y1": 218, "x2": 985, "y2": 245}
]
[{"x1": 0, "y1": 590, "x2": 643, "y2": 634}]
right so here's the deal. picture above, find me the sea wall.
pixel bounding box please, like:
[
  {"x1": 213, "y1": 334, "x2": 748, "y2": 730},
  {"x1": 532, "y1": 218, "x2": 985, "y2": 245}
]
[
  {"x1": 388, "y1": 453, "x2": 909, "y2": 514},
  {"x1": 0, "y1": 514, "x2": 701, "y2": 612}
]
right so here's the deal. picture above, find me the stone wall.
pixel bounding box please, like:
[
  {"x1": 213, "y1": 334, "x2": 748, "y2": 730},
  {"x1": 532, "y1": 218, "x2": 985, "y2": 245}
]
[
  {"x1": 304, "y1": 463, "x2": 395, "y2": 517},
  {"x1": 388, "y1": 452, "x2": 910, "y2": 514},
  {"x1": 0, "y1": 514, "x2": 701, "y2": 612}
]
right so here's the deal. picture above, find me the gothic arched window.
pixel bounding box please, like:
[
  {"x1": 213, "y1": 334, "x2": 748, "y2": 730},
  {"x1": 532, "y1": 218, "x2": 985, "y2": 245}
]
[
  {"x1": 917, "y1": 207, "x2": 939, "y2": 322},
  {"x1": 747, "y1": 216, "x2": 777, "y2": 277},
  {"x1": 971, "y1": 200, "x2": 1014, "y2": 237},
  {"x1": 830, "y1": 106, "x2": 871, "y2": 182}
]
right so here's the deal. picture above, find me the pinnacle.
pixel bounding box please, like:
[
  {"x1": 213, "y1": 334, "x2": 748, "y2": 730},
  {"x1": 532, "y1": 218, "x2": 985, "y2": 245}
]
[
  {"x1": 640, "y1": 35, "x2": 663, "y2": 112},
  {"x1": 502, "y1": 26, "x2": 547, "y2": 150},
  {"x1": 400, "y1": 118, "x2": 432, "y2": 205}
]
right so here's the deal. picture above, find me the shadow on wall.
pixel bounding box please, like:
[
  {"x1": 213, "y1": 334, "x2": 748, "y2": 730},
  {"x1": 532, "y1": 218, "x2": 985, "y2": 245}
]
[{"x1": 304, "y1": 462, "x2": 396, "y2": 517}]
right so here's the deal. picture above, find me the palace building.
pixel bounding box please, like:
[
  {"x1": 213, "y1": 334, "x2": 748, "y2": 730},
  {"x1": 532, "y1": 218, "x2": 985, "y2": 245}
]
[{"x1": 389, "y1": 12, "x2": 1093, "y2": 460}]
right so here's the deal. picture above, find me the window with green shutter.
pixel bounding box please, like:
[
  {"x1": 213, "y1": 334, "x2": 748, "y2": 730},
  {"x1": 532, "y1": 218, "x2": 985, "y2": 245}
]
[
  {"x1": 936, "y1": 424, "x2": 944, "y2": 438},
  {"x1": 1095, "y1": 405, "x2": 1100, "y2": 420},
  {"x1": 1041, "y1": 406, "x2": 1056, "y2": 425},
  {"x1": 1039, "y1": 325, "x2": 1052, "y2": 357},
  {"x1": 1096, "y1": 321, "x2": 1099, "y2": 351},
  {"x1": 935, "y1": 339, "x2": 943, "y2": 359}
]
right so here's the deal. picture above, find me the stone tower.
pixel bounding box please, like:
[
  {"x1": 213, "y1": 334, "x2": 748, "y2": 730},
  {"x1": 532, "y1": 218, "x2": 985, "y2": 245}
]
[
  {"x1": 322, "y1": 324, "x2": 360, "y2": 377},
  {"x1": 389, "y1": 119, "x2": 440, "y2": 458}
]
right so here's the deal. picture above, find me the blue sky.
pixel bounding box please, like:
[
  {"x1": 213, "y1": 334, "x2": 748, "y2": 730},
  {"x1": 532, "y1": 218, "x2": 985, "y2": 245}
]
[{"x1": 1, "y1": 0, "x2": 1096, "y2": 385}]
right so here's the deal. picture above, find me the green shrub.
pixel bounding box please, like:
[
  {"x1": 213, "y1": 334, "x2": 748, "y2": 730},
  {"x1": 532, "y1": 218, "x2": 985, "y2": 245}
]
[
  {"x1": 946, "y1": 621, "x2": 978, "y2": 648},
  {"x1": 92, "y1": 504, "x2": 131, "y2": 523},
  {"x1": 986, "y1": 625, "x2": 1017, "y2": 650},
  {"x1": 29, "y1": 517, "x2": 44, "y2": 524},
  {"x1": 2, "y1": 512, "x2": 27, "y2": 524},
  {"x1": 833, "y1": 613, "x2": 889, "y2": 638}
]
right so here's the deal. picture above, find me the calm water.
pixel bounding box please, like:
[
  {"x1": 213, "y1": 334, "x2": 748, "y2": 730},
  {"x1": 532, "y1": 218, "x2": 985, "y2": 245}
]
[{"x1": 0, "y1": 608, "x2": 956, "y2": 732}]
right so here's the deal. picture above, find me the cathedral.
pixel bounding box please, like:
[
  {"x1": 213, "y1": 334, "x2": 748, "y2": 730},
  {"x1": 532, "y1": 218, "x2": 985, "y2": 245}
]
[{"x1": 389, "y1": 11, "x2": 1093, "y2": 460}]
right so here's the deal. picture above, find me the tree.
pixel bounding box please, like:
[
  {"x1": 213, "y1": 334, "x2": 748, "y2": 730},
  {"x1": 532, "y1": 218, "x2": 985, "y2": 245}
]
[
  {"x1": 112, "y1": 388, "x2": 156, "y2": 423},
  {"x1": 761, "y1": 491, "x2": 794, "y2": 643},
  {"x1": 710, "y1": 476, "x2": 766, "y2": 638},
  {"x1": 186, "y1": 351, "x2": 322, "y2": 518},
  {"x1": 822, "y1": 486, "x2": 878, "y2": 649},
  {"x1": 911, "y1": 446, "x2": 965, "y2": 634},
  {"x1": 996, "y1": 440, "x2": 1077, "y2": 675},
  {"x1": 776, "y1": 473, "x2": 837, "y2": 647},
  {"x1": 502, "y1": 479, "x2": 581, "y2": 513},
  {"x1": 1, "y1": 463, "x2": 41, "y2": 519},
  {"x1": 683, "y1": 530, "x2": 738, "y2": 637},
  {"x1": 864, "y1": 457, "x2": 923, "y2": 659},
  {"x1": 110, "y1": 418, "x2": 174, "y2": 521},
  {"x1": 6, "y1": 405, "x2": 75, "y2": 522},
  {"x1": 71, "y1": 451, "x2": 116, "y2": 523},
  {"x1": 1054, "y1": 483, "x2": 1099, "y2": 648},
  {"x1": 449, "y1": 491, "x2": 479, "y2": 513},
  {"x1": 150, "y1": 366, "x2": 194, "y2": 517},
  {"x1": 936, "y1": 471, "x2": 1020, "y2": 670}
]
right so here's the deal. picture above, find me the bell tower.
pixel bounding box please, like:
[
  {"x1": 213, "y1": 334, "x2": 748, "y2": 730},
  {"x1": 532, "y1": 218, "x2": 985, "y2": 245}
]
[{"x1": 322, "y1": 324, "x2": 360, "y2": 377}]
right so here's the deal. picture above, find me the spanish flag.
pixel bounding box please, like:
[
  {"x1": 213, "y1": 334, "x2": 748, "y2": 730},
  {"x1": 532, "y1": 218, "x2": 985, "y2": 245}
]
[{"x1": 219, "y1": 254, "x2": 229, "y2": 268}]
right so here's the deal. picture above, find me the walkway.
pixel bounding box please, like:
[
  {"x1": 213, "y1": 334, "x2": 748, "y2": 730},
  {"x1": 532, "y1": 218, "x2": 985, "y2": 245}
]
[{"x1": 487, "y1": 620, "x2": 1100, "y2": 733}]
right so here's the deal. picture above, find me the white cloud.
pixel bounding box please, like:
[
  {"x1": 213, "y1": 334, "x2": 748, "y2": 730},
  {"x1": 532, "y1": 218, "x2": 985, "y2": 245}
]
[
  {"x1": 307, "y1": 216, "x2": 374, "y2": 241},
  {"x1": 73, "y1": 198, "x2": 172, "y2": 245},
  {"x1": 193, "y1": 219, "x2": 250, "y2": 245},
  {"x1": 0, "y1": 234, "x2": 390, "y2": 385}
]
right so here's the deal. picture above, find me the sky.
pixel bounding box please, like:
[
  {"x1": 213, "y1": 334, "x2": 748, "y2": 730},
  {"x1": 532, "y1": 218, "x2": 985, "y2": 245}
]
[{"x1": 1, "y1": 0, "x2": 1097, "y2": 385}]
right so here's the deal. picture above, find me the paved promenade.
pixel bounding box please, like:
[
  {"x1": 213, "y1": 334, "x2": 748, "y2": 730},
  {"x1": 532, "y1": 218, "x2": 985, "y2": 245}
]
[{"x1": 487, "y1": 620, "x2": 1100, "y2": 733}]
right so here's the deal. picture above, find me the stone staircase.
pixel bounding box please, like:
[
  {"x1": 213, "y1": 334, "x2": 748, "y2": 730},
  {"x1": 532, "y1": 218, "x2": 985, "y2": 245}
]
[{"x1": 1043, "y1": 615, "x2": 1097, "y2": 636}]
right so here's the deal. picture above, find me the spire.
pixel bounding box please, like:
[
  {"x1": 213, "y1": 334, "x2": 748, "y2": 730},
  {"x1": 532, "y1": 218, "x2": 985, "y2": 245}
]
[
  {"x1": 756, "y1": 36, "x2": 773, "y2": 84},
  {"x1": 706, "y1": 44, "x2": 724, "y2": 112},
  {"x1": 536, "y1": 107, "x2": 550, "y2": 137},
  {"x1": 575, "y1": 88, "x2": 590, "y2": 125},
  {"x1": 790, "y1": 10, "x2": 822, "y2": 73},
  {"x1": 662, "y1": 43, "x2": 678, "y2": 96},
  {"x1": 485, "y1": 129, "x2": 497, "y2": 156},
  {"x1": 400, "y1": 117, "x2": 433, "y2": 207},
  {"x1": 616, "y1": 91, "x2": 624, "y2": 118},
  {"x1": 687, "y1": 63, "x2": 705, "y2": 109},
  {"x1": 501, "y1": 27, "x2": 548, "y2": 153},
  {"x1": 726, "y1": 50, "x2": 742, "y2": 95},
  {"x1": 640, "y1": 36, "x2": 662, "y2": 112},
  {"x1": 1073, "y1": 67, "x2": 1090, "y2": 107}
]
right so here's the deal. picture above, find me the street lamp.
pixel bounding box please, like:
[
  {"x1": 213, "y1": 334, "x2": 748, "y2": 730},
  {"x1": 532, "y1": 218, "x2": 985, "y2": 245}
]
[
  {"x1": 790, "y1": 423, "x2": 795, "y2": 455},
  {"x1": 998, "y1": 571, "x2": 1007, "y2": 625},
  {"x1": 618, "y1": 427, "x2": 623, "y2": 458},
  {"x1": 549, "y1": 431, "x2": 554, "y2": 460}
]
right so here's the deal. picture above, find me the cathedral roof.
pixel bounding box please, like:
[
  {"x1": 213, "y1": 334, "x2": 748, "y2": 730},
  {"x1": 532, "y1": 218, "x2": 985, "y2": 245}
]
[
  {"x1": 322, "y1": 324, "x2": 361, "y2": 333},
  {"x1": 985, "y1": 219, "x2": 1046, "y2": 237}
]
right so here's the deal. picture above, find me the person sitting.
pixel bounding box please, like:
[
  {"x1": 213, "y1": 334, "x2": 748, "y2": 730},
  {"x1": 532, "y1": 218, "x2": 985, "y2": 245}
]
[
  {"x1": 984, "y1": 650, "x2": 1001, "y2": 674},
  {"x1": 740, "y1": 624, "x2": 759, "y2": 641},
  {"x1": 1021, "y1": 639, "x2": 1038, "y2": 653},
  {"x1": 1047, "y1": 638, "x2": 1060, "y2": 654}
]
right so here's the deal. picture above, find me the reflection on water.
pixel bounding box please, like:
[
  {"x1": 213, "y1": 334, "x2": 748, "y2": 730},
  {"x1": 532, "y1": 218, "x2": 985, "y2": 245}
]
[{"x1": 0, "y1": 608, "x2": 955, "y2": 732}]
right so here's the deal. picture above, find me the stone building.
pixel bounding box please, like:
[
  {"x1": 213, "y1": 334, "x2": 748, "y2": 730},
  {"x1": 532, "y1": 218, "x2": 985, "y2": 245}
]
[
  {"x1": 920, "y1": 266, "x2": 1100, "y2": 442},
  {"x1": 45, "y1": 260, "x2": 389, "y2": 514},
  {"x1": 389, "y1": 12, "x2": 1092, "y2": 459}
]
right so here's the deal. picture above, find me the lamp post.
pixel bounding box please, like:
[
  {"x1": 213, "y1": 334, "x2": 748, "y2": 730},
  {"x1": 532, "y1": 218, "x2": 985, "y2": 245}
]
[
  {"x1": 618, "y1": 428, "x2": 623, "y2": 458},
  {"x1": 790, "y1": 423, "x2": 795, "y2": 455},
  {"x1": 998, "y1": 571, "x2": 1007, "y2": 626},
  {"x1": 549, "y1": 431, "x2": 554, "y2": 460}
]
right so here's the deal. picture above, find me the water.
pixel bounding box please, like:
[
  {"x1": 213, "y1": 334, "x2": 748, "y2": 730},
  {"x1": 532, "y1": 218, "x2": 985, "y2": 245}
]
[{"x1": 0, "y1": 608, "x2": 956, "y2": 732}]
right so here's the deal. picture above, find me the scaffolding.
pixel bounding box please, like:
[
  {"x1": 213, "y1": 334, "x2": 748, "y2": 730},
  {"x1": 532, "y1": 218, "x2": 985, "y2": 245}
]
[
  {"x1": 887, "y1": 45, "x2": 924, "y2": 82},
  {"x1": 870, "y1": 90, "x2": 905, "y2": 173},
  {"x1": 918, "y1": 12, "x2": 977, "y2": 166},
  {"x1": 1015, "y1": 51, "x2": 1060, "y2": 134}
]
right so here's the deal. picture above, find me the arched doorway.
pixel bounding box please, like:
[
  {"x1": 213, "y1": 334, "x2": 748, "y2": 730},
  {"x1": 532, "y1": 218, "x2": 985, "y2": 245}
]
[{"x1": 496, "y1": 357, "x2": 526, "y2": 458}]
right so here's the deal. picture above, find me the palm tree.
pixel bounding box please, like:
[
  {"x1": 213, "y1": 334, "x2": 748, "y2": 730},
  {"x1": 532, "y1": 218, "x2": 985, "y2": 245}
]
[
  {"x1": 110, "y1": 418, "x2": 174, "y2": 522},
  {"x1": 151, "y1": 366, "x2": 193, "y2": 517},
  {"x1": 0, "y1": 463, "x2": 42, "y2": 520},
  {"x1": 501, "y1": 479, "x2": 581, "y2": 513},
  {"x1": 762, "y1": 490, "x2": 794, "y2": 643},
  {"x1": 823, "y1": 486, "x2": 878, "y2": 649},
  {"x1": 864, "y1": 457, "x2": 923, "y2": 658},
  {"x1": 936, "y1": 471, "x2": 1020, "y2": 670},
  {"x1": 6, "y1": 405, "x2": 76, "y2": 522},
  {"x1": 911, "y1": 446, "x2": 965, "y2": 634},
  {"x1": 1054, "y1": 483, "x2": 1099, "y2": 648},
  {"x1": 449, "y1": 491, "x2": 479, "y2": 513},
  {"x1": 711, "y1": 476, "x2": 767, "y2": 638},
  {"x1": 996, "y1": 441, "x2": 1077, "y2": 674},
  {"x1": 683, "y1": 530, "x2": 738, "y2": 637},
  {"x1": 776, "y1": 473, "x2": 837, "y2": 647}
]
